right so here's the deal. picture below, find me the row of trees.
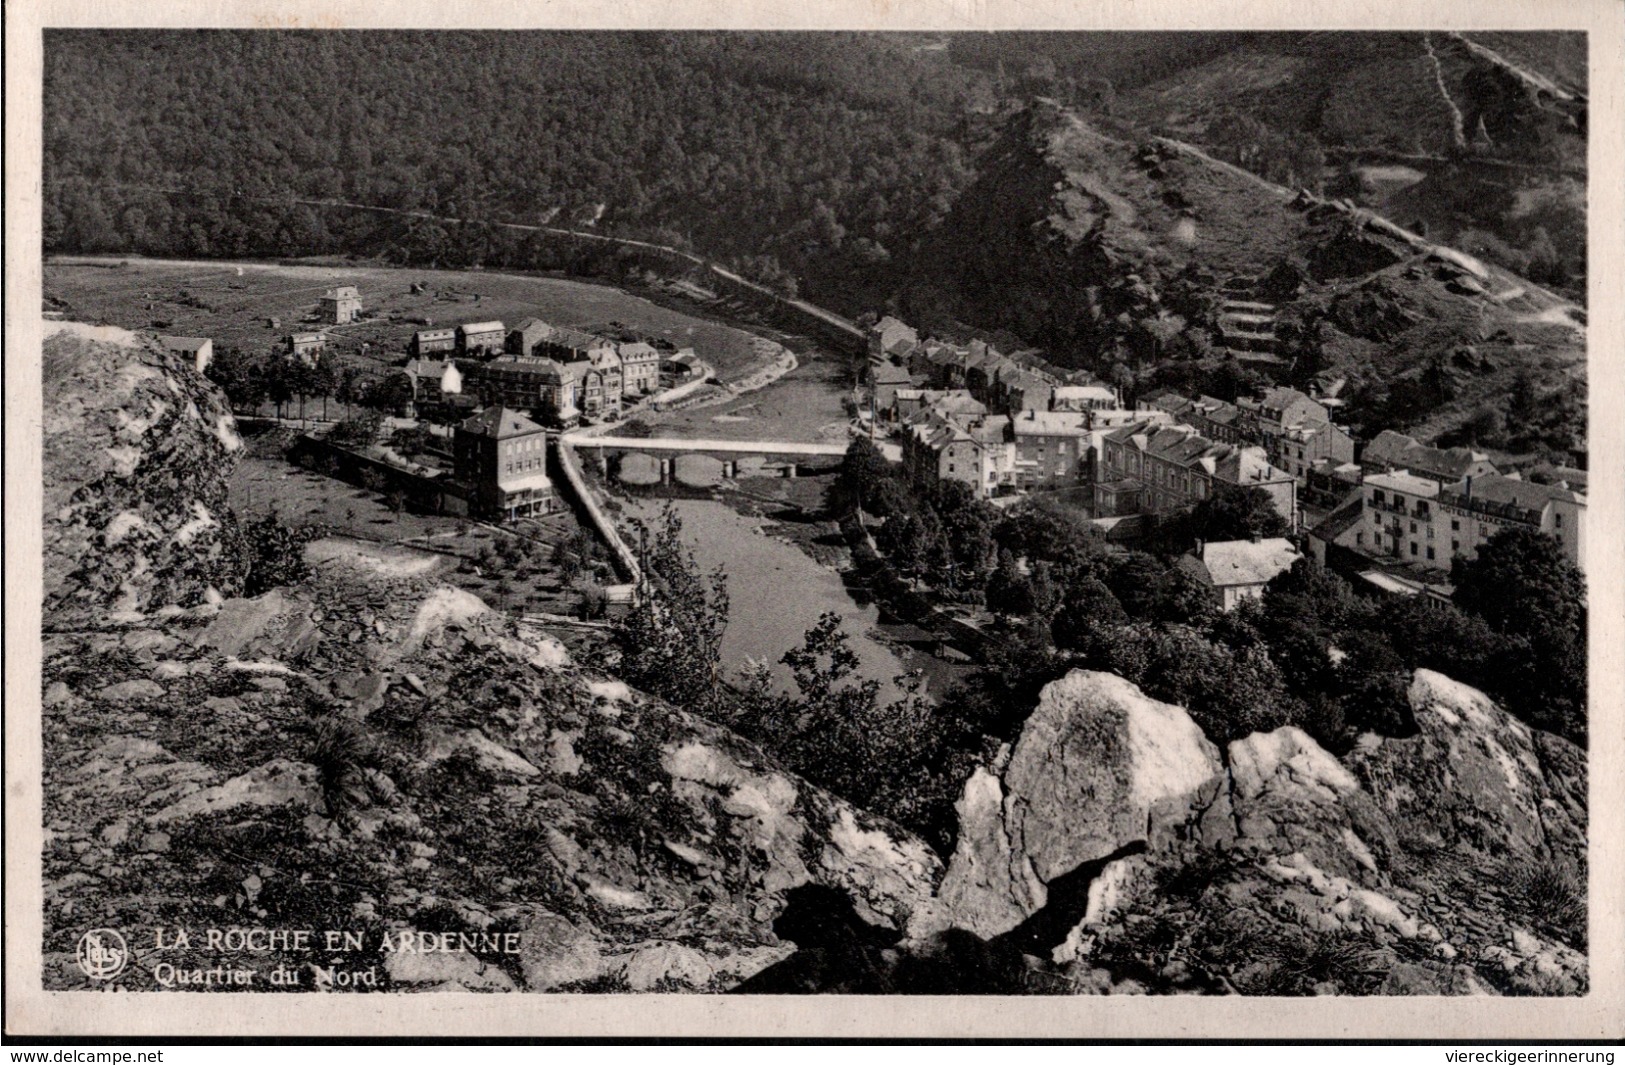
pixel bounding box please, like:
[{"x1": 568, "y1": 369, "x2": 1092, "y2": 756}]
[{"x1": 206, "y1": 348, "x2": 413, "y2": 422}]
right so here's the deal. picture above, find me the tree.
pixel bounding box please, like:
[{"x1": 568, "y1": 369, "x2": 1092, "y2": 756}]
[
  {"x1": 261, "y1": 357, "x2": 294, "y2": 419},
  {"x1": 1187, "y1": 484, "x2": 1289, "y2": 544},
  {"x1": 1451, "y1": 527, "x2": 1586, "y2": 742},
  {"x1": 1452, "y1": 527, "x2": 1585, "y2": 638},
  {"x1": 828, "y1": 436, "x2": 896, "y2": 517},
  {"x1": 614, "y1": 506, "x2": 730, "y2": 714},
  {"x1": 1049, "y1": 575, "x2": 1127, "y2": 652},
  {"x1": 335, "y1": 366, "x2": 366, "y2": 416},
  {"x1": 740, "y1": 613, "x2": 970, "y2": 852},
  {"x1": 363, "y1": 372, "x2": 416, "y2": 417},
  {"x1": 931, "y1": 479, "x2": 997, "y2": 587},
  {"x1": 309, "y1": 359, "x2": 339, "y2": 421},
  {"x1": 984, "y1": 549, "x2": 1034, "y2": 619},
  {"x1": 205, "y1": 347, "x2": 269, "y2": 411},
  {"x1": 327, "y1": 409, "x2": 383, "y2": 449}
]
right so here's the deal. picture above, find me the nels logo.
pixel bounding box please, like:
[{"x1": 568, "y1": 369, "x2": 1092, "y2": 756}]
[{"x1": 76, "y1": 928, "x2": 129, "y2": 981}]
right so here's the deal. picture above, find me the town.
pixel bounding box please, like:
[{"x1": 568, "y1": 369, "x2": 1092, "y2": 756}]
[
  {"x1": 150, "y1": 268, "x2": 1588, "y2": 627},
  {"x1": 34, "y1": 26, "x2": 1596, "y2": 1012}
]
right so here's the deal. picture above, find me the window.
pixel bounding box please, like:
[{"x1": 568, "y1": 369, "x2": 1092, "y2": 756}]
[
  {"x1": 1373, "y1": 489, "x2": 1385, "y2": 504},
  {"x1": 1426, "y1": 547, "x2": 1435, "y2": 560},
  {"x1": 1452, "y1": 540, "x2": 1460, "y2": 552},
  {"x1": 1409, "y1": 521, "x2": 1417, "y2": 534},
  {"x1": 1555, "y1": 513, "x2": 1563, "y2": 528},
  {"x1": 1451, "y1": 519, "x2": 1460, "y2": 531},
  {"x1": 1410, "y1": 543, "x2": 1418, "y2": 556}
]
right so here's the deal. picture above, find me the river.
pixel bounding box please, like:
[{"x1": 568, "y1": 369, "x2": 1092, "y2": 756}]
[{"x1": 621, "y1": 496, "x2": 917, "y2": 704}]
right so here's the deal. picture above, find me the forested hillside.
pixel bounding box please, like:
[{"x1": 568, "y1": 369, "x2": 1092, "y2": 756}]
[{"x1": 44, "y1": 31, "x2": 987, "y2": 304}]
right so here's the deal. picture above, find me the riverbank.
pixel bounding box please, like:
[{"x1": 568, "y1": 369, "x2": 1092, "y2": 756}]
[{"x1": 617, "y1": 495, "x2": 918, "y2": 705}]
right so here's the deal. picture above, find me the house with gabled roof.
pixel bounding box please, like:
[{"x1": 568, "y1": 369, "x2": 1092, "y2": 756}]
[
  {"x1": 453, "y1": 406, "x2": 554, "y2": 520},
  {"x1": 868, "y1": 316, "x2": 919, "y2": 363},
  {"x1": 1178, "y1": 537, "x2": 1302, "y2": 611},
  {"x1": 1360, "y1": 430, "x2": 1498, "y2": 486},
  {"x1": 507, "y1": 317, "x2": 554, "y2": 358},
  {"x1": 617, "y1": 341, "x2": 661, "y2": 396}
]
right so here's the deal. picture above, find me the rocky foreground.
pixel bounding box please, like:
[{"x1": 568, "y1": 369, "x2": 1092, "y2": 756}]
[{"x1": 39, "y1": 326, "x2": 1586, "y2": 993}]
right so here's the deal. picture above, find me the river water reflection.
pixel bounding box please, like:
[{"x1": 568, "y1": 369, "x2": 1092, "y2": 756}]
[{"x1": 622, "y1": 496, "x2": 915, "y2": 704}]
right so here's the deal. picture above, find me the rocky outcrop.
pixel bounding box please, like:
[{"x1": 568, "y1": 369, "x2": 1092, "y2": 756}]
[
  {"x1": 931, "y1": 669, "x2": 1587, "y2": 996},
  {"x1": 43, "y1": 323, "x2": 244, "y2": 623},
  {"x1": 1347, "y1": 669, "x2": 1585, "y2": 869},
  {"x1": 42, "y1": 563, "x2": 942, "y2": 993},
  {"x1": 39, "y1": 328, "x2": 941, "y2": 993},
  {"x1": 937, "y1": 671, "x2": 1221, "y2": 939}
]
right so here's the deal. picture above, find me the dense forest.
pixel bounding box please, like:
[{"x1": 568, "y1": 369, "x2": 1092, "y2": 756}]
[
  {"x1": 44, "y1": 30, "x2": 1588, "y2": 321},
  {"x1": 44, "y1": 31, "x2": 991, "y2": 307}
]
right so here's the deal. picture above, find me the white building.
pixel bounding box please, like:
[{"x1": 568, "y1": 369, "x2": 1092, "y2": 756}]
[
  {"x1": 1360, "y1": 470, "x2": 1585, "y2": 573},
  {"x1": 1178, "y1": 537, "x2": 1302, "y2": 611}
]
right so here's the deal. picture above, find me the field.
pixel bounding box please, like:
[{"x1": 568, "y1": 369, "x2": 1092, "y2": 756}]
[
  {"x1": 44, "y1": 257, "x2": 777, "y2": 384},
  {"x1": 230, "y1": 454, "x2": 613, "y2": 622}
]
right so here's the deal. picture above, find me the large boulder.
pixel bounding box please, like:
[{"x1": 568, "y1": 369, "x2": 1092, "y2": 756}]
[
  {"x1": 1347, "y1": 670, "x2": 1586, "y2": 869},
  {"x1": 928, "y1": 667, "x2": 1587, "y2": 998},
  {"x1": 938, "y1": 670, "x2": 1222, "y2": 938},
  {"x1": 43, "y1": 323, "x2": 244, "y2": 622}
]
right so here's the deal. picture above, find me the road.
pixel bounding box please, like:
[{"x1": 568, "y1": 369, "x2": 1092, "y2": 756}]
[{"x1": 88, "y1": 184, "x2": 867, "y2": 342}]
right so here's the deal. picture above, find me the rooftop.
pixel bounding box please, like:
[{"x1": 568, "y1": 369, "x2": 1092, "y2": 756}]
[
  {"x1": 458, "y1": 320, "x2": 505, "y2": 334},
  {"x1": 459, "y1": 406, "x2": 546, "y2": 439},
  {"x1": 873, "y1": 362, "x2": 914, "y2": 385},
  {"x1": 159, "y1": 336, "x2": 210, "y2": 352},
  {"x1": 1191, "y1": 538, "x2": 1300, "y2": 588},
  {"x1": 1052, "y1": 385, "x2": 1117, "y2": 401},
  {"x1": 1011, "y1": 410, "x2": 1091, "y2": 437},
  {"x1": 1363, "y1": 430, "x2": 1494, "y2": 480},
  {"x1": 1365, "y1": 470, "x2": 1441, "y2": 498},
  {"x1": 1443, "y1": 473, "x2": 1585, "y2": 510}
]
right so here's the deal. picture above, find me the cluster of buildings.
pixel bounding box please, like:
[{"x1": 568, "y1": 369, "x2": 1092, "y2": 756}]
[
  {"x1": 871, "y1": 316, "x2": 1306, "y2": 533},
  {"x1": 867, "y1": 316, "x2": 1095, "y2": 419},
  {"x1": 1310, "y1": 430, "x2": 1587, "y2": 590},
  {"x1": 404, "y1": 317, "x2": 685, "y2": 425},
  {"x1": 869, "y1": 313, "x2": 1589, "y2": 589}
]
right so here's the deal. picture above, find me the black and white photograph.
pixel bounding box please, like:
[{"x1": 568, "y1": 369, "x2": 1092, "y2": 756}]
[{"x1": 6, "y1": 0, "x2": 1622, "y2": 1041}]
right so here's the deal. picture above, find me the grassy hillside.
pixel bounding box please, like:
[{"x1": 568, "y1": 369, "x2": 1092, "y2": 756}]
[{"x1": 897, "y1": 102, "x2": 1585, "y2": 460}]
